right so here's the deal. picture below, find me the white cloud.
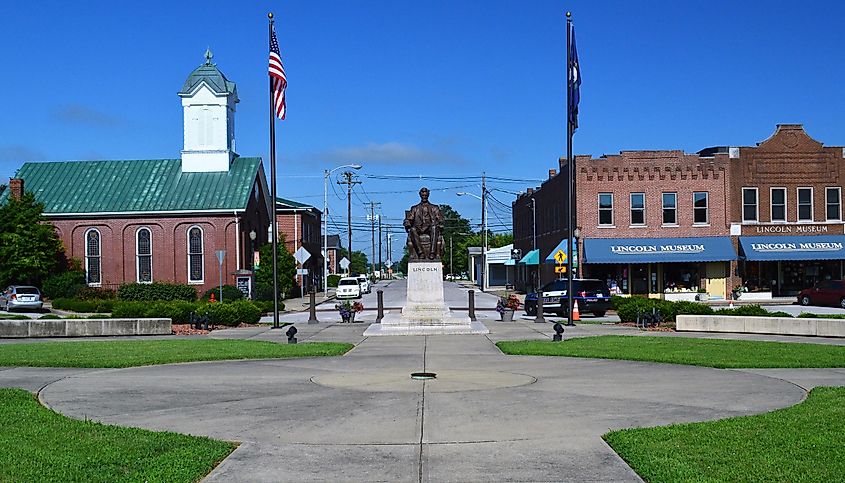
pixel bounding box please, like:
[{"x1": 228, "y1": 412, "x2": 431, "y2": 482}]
[{"x1": 322, "y1": 141, "x2": 467, "y2": 165}]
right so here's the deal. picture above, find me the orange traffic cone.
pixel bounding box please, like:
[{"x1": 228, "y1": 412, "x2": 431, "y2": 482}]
[
  {"x1": 210, "y1": 292, "x2": 216, "y2": 303},
  {"x1": 572, "y1": 300, "x2": 581, "y2": 322},
  {"x1": 728, "y1": 299, "x2": 734, "y2": 309}
]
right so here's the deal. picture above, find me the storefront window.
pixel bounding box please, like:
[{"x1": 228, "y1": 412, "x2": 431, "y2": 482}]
[
  {"x1": 663, "y1": 264, "x2": 700, "y2": 292},
  {"x1": 770, "y1": 188, "x2": 786, "y2": 222},
  {"x1": 797, "y1": 187, "x2": 813, "y2": 221},
  {"x1": 742, "y1": 188, "x2": 758, "y2": 222}
]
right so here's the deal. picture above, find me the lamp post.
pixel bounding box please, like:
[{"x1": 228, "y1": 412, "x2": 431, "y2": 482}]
[
  {"x1": 249, "y1": 230, "x2": 257, "y2": 268},
  {"x1": 324, "y1": 163, "x2": 362, "y2": 296},
  {"x1": 573, "y1": 227, "x2": 580, "y2": 279},
  {"x1": 457, "y1": 191, "x2": 487, "y2": 290}
]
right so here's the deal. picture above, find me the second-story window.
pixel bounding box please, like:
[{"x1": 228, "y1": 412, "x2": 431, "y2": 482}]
[
  {"x1": 742, "y1": 188, "x2": 758, "y2": 222},
  {"x1": 826, "y1": 187, "x2": 841, "y2": 221},
  {"x1": 771, "y1": 188, "x2": 786, "y2": 222},
  {"x1": 598, "y1": 193, "x2": 613, "y2": 226},
  {"x1": 797, "y1": 187, "x2": 813, "y2": 222},
  {"x1": 662, "y1": 192, "x2": 677, "y2": 225},
  {"x1": 630, "y1": 193, "x2": 645, "y2": 226},
  {"x1": 693, "y1": 192, "x2": 708, "y2": 224}
]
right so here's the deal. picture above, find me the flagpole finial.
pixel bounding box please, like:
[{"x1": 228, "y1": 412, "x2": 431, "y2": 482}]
[
  {"x1": 566, "y1": 11, "x2": 571, "y2": 18},
  {"x1": 268, "y1": 12, "x2": 274, "y2": 20}
]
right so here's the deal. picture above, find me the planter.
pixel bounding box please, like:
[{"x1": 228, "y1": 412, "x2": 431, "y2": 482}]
[
  {"x1": 341, "y1": 313, "x2": 356, "y2": 323},
  {"x1": 664, "y1": 292, "x2": 698, "y2": 302},
  {"x1": 501, "y1": 309, "x2": 515, "y2": 322}
]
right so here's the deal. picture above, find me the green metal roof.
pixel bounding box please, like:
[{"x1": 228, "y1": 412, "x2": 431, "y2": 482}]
[
  {"x1": 276, "y1": 197, "x2": 317, "y2": 210},
  {"x1": 178, "y1": 50, "x2": 237, "y2": 97},
  {"x1": 2, "y1": 157, "x2": 262, "y2": 215}
]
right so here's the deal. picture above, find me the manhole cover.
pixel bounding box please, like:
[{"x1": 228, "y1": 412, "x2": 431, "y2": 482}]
[{"x1": 410, "y1": 372, "x2": 437, "y2": 380}]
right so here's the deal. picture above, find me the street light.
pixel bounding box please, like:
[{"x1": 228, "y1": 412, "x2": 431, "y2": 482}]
[
  {"x1": 457, "y1": 191, "x2": 488, "y2": 291},
  {"x1": 324, "y1": 164, "x2": 362, "y2": 297}
]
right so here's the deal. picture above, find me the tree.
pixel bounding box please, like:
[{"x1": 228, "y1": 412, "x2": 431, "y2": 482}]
[
  {"x1": 0, "y1": 191, "x2": 65, "y2": 287},
  {"x1": 439, "y1": 204, "x2": 473, "y2": 276},
  {"x1": 338, "y1": 248, "x2": 369, "y2": 276},
  {"x1": 254, "y1": 233, "x2": 297, "y2": 300}
]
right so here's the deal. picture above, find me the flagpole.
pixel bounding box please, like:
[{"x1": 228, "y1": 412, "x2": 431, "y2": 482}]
[
  {"x1": 268, "y1": 12, "x2": 280, "y2": 329},
  {"x1": 566, "y1": 11, "x2": 575, "y2": 327}
]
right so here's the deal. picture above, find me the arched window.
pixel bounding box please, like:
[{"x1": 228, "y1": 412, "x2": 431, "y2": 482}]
[
  {"x1": 188, "y1": 226, "x2": 204, "y2": 283},
  {"x1": 85, "y1": 228, "x2": 101, "y2": 286},
  {"x1": 136, "y1": 228, "x2": 152, "y2": 283}
]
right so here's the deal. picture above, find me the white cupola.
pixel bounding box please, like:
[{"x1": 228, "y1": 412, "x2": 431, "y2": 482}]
[{"x1": 178, "y1": 49, "x2": 239, "y2": 172}]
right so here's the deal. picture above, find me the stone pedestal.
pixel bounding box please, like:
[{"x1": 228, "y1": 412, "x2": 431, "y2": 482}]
[{"x1": 363, "y1": 262, "x2": 488, "y2": 336}]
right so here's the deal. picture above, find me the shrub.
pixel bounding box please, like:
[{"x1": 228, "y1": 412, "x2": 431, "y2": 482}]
[
  {"x1": 117, "y1": 282, "x2": 197, "y2": 302},
  {"x1": 253, "y1": 300, "x2": 283, "y2": 314},
  {"x1": 228, "y1": 300, "x2": 262, "y2": 324},
  {"x1": 714, "y1": 304, "x2": 771, "y2": 317},
  {"x1": 767, "y1": 311, "x2": 794, "y2": 318},
  {"x1": 202, "y1": 285, "x2": 244, "y2": 302},
  {"x1": 111, "y1": 300, "x2": 197, "y2": 324},
  {"x1": 614, "y1": 296, "x2": 669, "y2": 322},
  {"x1": 673, "y1": 300, "x2": 715, "y2": 317},
  {"x1": 76, "y1": 287, "x2": 116, "y2": 300},
  {"x1": 41, "y1": 271, "x2": 86, "y2": 299},
  {"x1": 199, "y1": 303, "x2": 239, "y2": 326},
  {"x1": 51, "y1": 298, "x2": 116, "y2": 313},
  {"x1": 38, "y1": 314, "x2": 62, "y2": 319},
  {"x1": 328, "y1": 274, "x2": 342, "y2": 288}
]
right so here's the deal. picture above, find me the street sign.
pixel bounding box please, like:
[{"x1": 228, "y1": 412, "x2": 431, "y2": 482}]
[
  {"x1": 339, "y1": 257, "x2": 351, "y2": 270},
  {"x1": 554, "y1": 265, "x2": 567, "y2": 274},
  {"x1": 215, "y1": 249, "x2": 226, "y2": 265},
  {"x1": 385, "y1": 260, "x2": 393, "y2": 268},
  {"x1": 296, "y1": 268, "x2": 309, "y2": 275},
  {"x1": 294, "y1": 246, "x2": 311, "y2": 264},
  {"x1": 554, "y1": 249, "x2": 567, "y2": 264}
]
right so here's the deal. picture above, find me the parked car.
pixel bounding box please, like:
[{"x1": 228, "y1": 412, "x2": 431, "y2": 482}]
[
  {"x1": 798, "y1": 280, "x2": 845, "y2": 308},
  {"x1": 356, "y1": 276, "x2": 371, "y2": 294},
  {"x1": 524, "y1": 279, "x2": 611, "y2": 317},
  {"x1": 1, "y1": 285, "x2": 44, "y2": 312},
  {"x1": 336, "y1": 277, "x2": 362, "y2": 299}
]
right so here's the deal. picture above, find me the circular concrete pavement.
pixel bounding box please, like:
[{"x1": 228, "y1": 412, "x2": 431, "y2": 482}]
[{"x1": 34, "y1": 325, "x2": 821, "y2": 483}]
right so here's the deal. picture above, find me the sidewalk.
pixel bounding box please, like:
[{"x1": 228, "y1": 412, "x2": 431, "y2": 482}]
[{"x1": 282, "y1": 288, "x2": 337, "y2": 313}]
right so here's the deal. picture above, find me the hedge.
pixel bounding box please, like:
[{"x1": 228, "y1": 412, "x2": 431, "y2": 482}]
[
  {"x1": 51, "y1": 298, "x2": 117, "y2": 313},
  {"x1": 612, "y1": 297, "x2": 794, "y2": 323},
  {"x1": 327, "y1": 274, "x2": 342, "y2": 288},
  {"x1": 41, "y1": 271, "x2": 86, "y2": 299},
  {"x1": 110, "y1": 300, "x2": 263, "y2": 326},
  {"x1": 202, "y1": 285, "x2": 244, "y2": 302},
  {"x1": 117, "y1": 283, "x2": 197, "y2": 302}
]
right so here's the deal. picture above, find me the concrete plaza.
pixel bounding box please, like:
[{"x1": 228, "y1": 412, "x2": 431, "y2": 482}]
[{"x1": 2, "y1": 281, "x2": 845, "y2": 482}]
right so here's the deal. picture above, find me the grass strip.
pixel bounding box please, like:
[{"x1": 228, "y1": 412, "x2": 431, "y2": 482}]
[
  {"x1": 496, "y1": 335, "x2": 845, "y2": 368},
  {"x1": 0, "y1": 339, "x2": 353, "y2": 368},
  {"x1": 0, "y1": 388, "x2": 235, "y2": 482},
  {"x1": 604, "y1": 387, "x2": 845, "y2": 482}
]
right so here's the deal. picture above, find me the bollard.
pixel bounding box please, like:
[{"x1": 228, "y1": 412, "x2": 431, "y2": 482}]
[
  {"x1": 468, "y1": 290, "x2": 476, "y2": 321},
  {"x1": 307, "y1": 289, "x2": 319, "y2": 324},
  {"x1": 376, "y1": 290, "x2": 384, "y2": 323},
  {"x1": 534, "y1": 291, "x2": 546, "y2": 323}
]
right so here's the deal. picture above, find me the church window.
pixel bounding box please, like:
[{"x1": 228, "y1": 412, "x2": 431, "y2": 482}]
[
  {"x1": 188, "y1": 226, "x2": 204, "y2": 283},
  {"x1": 136, "y1": 228, "x2": 152, "y2": 283},
  {"x1": 85, "y1": 228, "x2": 101, "y2": 286}
]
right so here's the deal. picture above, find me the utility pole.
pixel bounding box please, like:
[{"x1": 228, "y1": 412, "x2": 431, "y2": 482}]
[
  {"x1": 337, "y1": 171, "x2": 360, "y2": 265},
  {"x1": 378, "y1": 214, "x2": 383, "y2": 278},
  {"x1": 366, "y1": 201, "x2": 381, "y2": 276},
  {"x1": 481, "y1": 172, "x2": 488, "y2": 291}
]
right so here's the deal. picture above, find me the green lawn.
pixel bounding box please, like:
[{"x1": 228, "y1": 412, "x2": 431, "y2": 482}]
[
  {"x1": 0, "y1": 339, "x2": 353, "y2": 368},
  {"x1": 0, "y1": 388, "x2": 235, "y2": 482},
  {"x1": 604, "y1": 387, "x2": 845, "y2": 482},
  {"x1": 496, "y1": 335, "x2": 845, "y2": 368}
]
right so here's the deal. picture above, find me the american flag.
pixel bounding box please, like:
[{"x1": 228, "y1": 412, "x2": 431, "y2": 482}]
[{"x1": 269, "y1": 23, "x2": 287, "y2": 120}]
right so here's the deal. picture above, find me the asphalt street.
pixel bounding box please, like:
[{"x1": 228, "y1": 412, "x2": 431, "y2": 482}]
[{"x1": 1, "y1": 281, "x2": 844, "y2": 482}]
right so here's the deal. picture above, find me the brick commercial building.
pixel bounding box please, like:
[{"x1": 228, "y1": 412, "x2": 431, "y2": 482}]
[
  {"x1": 1, "y1": 52, "x2": 274, "y2": 297},
  {"x1": 275, "y1": 197, "x2": 323, "y2": 293},
  {"x1": 512, "y1": 124, "x2": 845, "y2": 300}
]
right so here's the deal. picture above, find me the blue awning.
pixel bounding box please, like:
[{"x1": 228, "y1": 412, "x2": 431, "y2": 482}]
[
  {"x1": 543, "y1": 238, "x2": 578, "y2": 264},
  {"x1": 584, "y1": 237, "x2": 736, "y2": 264},
  {"x1": 739, "y1": 235, "x2": 845, "y2": 261},
  {"x1": 504, "y1": 258, "x2": 516, "y2": 266},
  {"x1": 518, "y1": 249, "x2": 539, "y2": 265}
]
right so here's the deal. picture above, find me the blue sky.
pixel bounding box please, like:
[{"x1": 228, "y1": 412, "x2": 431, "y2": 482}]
[{"x1": 3, "y1": 1, "x2": 845, "y2": 263}]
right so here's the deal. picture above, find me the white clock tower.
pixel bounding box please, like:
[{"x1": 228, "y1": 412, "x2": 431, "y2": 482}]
[{"x1": 178, "y1": 49, "x2": 239, "y2": 172}]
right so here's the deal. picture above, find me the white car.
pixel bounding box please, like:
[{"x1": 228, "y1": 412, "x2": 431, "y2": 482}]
[
  {"x1": 356, "y1": 276, "x2": 371, "y2": 294},
  {"x1": 336, "y1": 277, "x2": 362, "y2": 299}
]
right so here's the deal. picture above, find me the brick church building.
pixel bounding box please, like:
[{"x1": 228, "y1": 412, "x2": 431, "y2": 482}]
[{"x1": 2, "y1": 52, "x2": 273, "y2": 295}]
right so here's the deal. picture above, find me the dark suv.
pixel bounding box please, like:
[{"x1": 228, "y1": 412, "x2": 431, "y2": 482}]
[{"x1": 524, "y1": 279, "x2": 611, "y2": 317}]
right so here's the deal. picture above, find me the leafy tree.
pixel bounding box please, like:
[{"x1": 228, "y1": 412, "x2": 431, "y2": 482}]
[
  {"x1": 0, "y1": 191, "x2": 65, "y2": 287},
  {"x1": 338, "y1": 248, "x2": 369, "y2": 276},
  {"x1": 439, "y1": 204, "x2": 474, "y2": 276},
  {"x1": 254, "y1": 233, "x2": 297, "y2": 300}
]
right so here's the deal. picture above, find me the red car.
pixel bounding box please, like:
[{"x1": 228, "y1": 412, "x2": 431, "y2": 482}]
[{"x1": 798, "y1": 280, "x2": 845, "y2": 308}]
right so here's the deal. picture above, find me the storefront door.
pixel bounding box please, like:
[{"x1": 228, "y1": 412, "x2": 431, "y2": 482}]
[{"x1": 705, "y1": 262, "x2": 726, "y2": 298}]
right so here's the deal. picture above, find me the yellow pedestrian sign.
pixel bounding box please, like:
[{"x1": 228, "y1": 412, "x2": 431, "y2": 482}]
[{"x1": 554, "y1": 249, "x2": 567, "y2": 264}]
